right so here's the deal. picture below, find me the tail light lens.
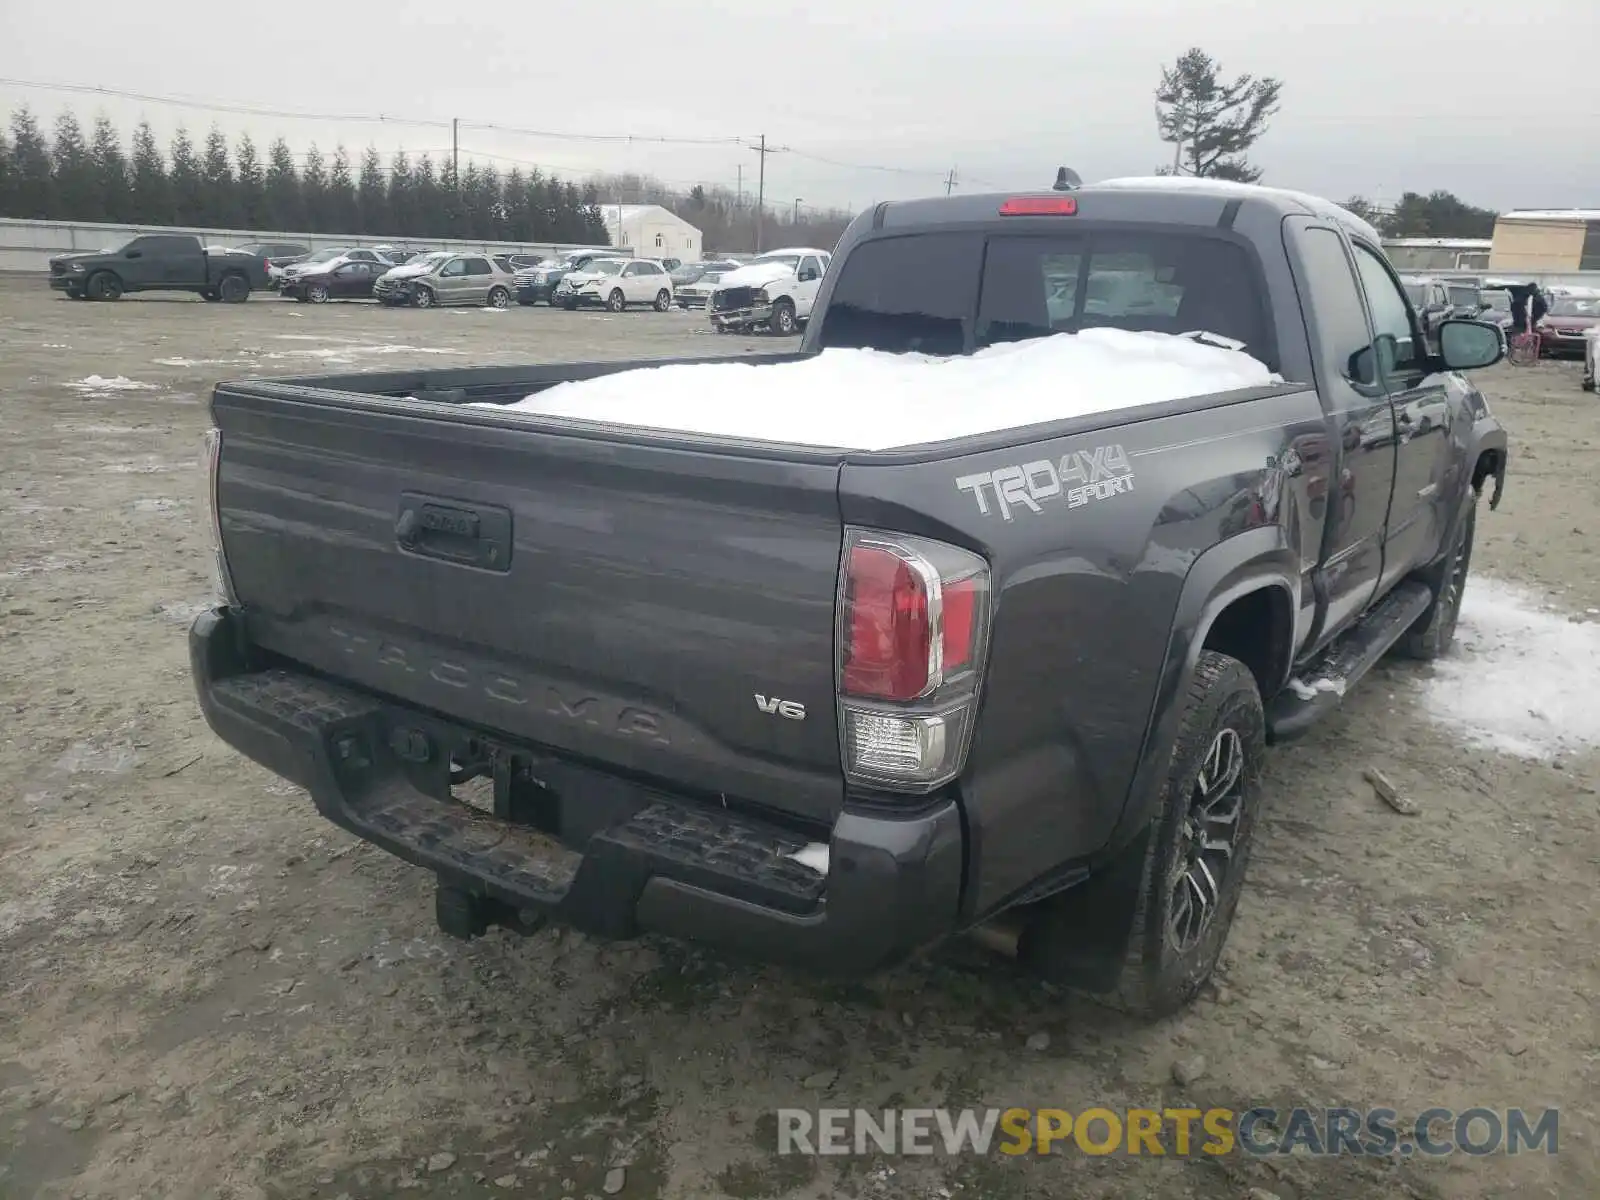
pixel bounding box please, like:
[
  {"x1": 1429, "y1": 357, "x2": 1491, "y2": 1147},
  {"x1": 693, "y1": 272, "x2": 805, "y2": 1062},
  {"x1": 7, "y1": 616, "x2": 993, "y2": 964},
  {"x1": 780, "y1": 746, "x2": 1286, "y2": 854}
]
[
  {"x1": 200, "y1": 428, "x2": 239, "y2": 608},
  {"x1": 837, "y1": 529, "x2": 991, "y2": 793}
]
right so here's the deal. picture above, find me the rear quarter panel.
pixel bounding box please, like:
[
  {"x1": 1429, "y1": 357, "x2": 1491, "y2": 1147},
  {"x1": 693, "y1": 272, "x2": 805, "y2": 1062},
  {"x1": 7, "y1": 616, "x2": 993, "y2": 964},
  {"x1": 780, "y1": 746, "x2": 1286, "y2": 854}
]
[{"x1": 840, "y1": 386, "x2": 1328, "y2": 918}]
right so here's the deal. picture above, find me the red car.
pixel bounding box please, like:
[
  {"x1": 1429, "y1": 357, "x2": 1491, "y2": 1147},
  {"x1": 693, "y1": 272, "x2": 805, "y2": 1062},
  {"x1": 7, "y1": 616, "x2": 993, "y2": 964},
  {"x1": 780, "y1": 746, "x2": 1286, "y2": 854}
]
[{"x1": 1538, "y1": 292, "x2": 1600, "y2": 359}]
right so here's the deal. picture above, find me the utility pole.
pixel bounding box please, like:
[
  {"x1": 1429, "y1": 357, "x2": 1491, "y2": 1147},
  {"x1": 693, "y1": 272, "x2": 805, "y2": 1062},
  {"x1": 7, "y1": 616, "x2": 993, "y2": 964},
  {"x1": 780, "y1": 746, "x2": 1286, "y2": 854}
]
[
  {"x1": 736, "y1": 164, "x2": 743, "y2": 209},
  {"x1": 944, "y1": 167, "x2": 957, "y2": 196},
  {"x1": 452, "y1": 118, "x2": 460, "y2": 188},
  {"x1": 792, "y1": 198, "x2": 801, "y2": 225},
  {"x1": 748, "y1": 134, "x2": 783, "y2": 254}
]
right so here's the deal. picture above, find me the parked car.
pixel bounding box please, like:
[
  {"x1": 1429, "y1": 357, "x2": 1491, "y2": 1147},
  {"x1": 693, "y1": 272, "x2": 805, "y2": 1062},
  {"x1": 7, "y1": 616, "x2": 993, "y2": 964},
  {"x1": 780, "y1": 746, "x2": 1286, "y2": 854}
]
[
  {"x1": 48, "y1": 234, "x2": 267, "y2": 302},
  {"x1": 554, "y1": 258, "x2": 674, "y2": 311},
  {"x1": 670, "y1": 260, "x2": 742, "y2": 309},
  {"x1": 515, "y1": 252, "x2": 620, "y2": 306},
  {"x1": 1399, "y1": 276, "x2": 1455, "y2": 345},
  {"x1": 370, "y1": 252, "x2": 516, "y2": 308},
  {"x1": 231, "y1": 241, "x2": 311, "y2": 274},
  {"x1": 1478, "y1": 288, "x2": 1514, "y2": 330},
  {"x1": 192, "y1": 174, "x2": 1509, "y2": 1018},
  {"x1": 274, "y1": 247, "x2": 400, "y2": 289},
  {"x1": 500, "y1": 254, "x2": 546, "y2": 272},
  {"x1": 279, "y1": 258, "x2": 389, "y2": 304},
  {"x1": 708, "y1": 247, "x2": 832, "y2": 335},
  {"x1": 1536, "y1": 290, "x2": 1600, "y2": 358}
]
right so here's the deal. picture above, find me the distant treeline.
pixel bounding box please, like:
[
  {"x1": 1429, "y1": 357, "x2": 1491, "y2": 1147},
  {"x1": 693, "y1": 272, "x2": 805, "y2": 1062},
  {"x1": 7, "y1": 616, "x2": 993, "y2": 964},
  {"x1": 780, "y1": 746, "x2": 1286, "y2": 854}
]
[{"x1": 0, "y1": 106, "x2": 611, "y2": 244}]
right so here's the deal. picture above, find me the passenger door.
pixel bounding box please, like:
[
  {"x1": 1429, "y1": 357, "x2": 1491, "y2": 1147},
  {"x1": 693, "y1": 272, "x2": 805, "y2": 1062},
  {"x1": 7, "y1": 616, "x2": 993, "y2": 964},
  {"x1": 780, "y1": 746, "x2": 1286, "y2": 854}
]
[
  {"x1": 1348, "y1": 242, "x2": 1456, "y2": 589},
  {"x1": 1284, "y1": 220, "x2": 1398, "y2": 649},
  {"x1": 330, "y1": 262, "x2": 373, "y2": 298},
  {"x1": 619, "y1": 262, "x2": 646, "y2": 304},
  {"x1": 436, "y1": 257, "x2": 471, "y2": 304},
  {"x1": 461, "y1": 257, "x2": 494, "y2": 304},
  {"x1": 161, "y1": 237, "x2": 207, "y2": 286},
  {"x1": 794, "y1": 255, "x2": 824, "y2": 318}
]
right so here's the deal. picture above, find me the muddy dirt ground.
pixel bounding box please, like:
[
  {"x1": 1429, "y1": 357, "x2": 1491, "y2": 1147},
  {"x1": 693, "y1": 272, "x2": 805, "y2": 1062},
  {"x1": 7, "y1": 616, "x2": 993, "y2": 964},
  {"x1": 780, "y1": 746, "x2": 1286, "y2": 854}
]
[{"x1": 1, "y1": 279, "x2": 1596, "y2": 1200}]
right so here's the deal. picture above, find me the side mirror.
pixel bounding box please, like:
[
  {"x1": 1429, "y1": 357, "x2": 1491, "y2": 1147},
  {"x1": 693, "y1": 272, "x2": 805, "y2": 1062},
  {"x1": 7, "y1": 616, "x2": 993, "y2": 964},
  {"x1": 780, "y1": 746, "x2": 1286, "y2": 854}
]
[{"x1": 1437, "y1": 319, "x2": 1505, "y2": 371}]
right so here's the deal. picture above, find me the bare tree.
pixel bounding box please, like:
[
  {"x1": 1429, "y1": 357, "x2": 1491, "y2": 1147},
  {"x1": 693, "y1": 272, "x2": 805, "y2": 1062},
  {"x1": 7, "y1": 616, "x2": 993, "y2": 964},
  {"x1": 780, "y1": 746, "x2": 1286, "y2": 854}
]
[{"x1": 1155, "y1": 48, "x2": 1282, "y2": 182}]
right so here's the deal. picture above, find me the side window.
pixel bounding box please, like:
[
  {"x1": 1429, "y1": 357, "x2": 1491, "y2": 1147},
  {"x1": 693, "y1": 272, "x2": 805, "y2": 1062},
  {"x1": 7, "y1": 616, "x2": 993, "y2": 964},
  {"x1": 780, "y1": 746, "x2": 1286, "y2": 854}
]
[
  {"x1": 815, "y1": 232, "x2": 982, "y2": 355},
  {"x1": 798, "y1": 255, "x2": 821, "y2": 281},
  {"x1": 1352, "y1": 244, "x2": 1423, "y2": 380},
  {"x1": 440, "y1": 258, "x2": 467, "y2": 278},
  {"x1": 644, "y1": 262, "x2": 663, "y2": 275},
  {"x1": 465, "y1": 258, "x2": 492, "y2": 276},
  {"x1": 349, "y1": 250, "x2": 375, "y2": 262},
  {"x1": 1292, "y1": 228, "x2": 1378, "y2": 393},
  {"x1": 621, "y1": 263, "x2": 641, "y2": 277}
]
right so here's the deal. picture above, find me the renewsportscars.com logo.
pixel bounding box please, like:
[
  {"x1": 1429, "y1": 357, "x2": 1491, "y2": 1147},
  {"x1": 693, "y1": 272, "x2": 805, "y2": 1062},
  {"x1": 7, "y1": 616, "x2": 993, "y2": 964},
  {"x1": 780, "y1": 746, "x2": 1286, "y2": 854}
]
[{"x1": 776, "y1": 1106, "x2": 1560, "y2": 1158}]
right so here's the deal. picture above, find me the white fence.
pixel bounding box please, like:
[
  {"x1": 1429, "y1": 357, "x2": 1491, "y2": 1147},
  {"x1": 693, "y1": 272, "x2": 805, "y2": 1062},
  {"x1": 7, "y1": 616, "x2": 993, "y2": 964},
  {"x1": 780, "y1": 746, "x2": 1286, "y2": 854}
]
[{"x1": 0, "y1": 217, "x2": 623, "y2": 274}]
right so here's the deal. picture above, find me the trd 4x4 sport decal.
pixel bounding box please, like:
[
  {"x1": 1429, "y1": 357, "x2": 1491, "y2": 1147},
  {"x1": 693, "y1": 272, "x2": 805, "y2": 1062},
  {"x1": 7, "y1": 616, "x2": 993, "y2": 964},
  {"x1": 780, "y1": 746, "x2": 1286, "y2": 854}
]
[{"x1": 955, "y1": 445, "x2": 1135, "y2": 521}]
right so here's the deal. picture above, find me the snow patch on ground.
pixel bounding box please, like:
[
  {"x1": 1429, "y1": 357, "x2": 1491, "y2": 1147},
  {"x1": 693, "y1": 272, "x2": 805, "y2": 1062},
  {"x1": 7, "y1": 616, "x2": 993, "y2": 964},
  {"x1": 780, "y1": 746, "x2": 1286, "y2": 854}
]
[
  {"x1": 478, "y1": 329, "x2": 1281, "y2": 449},
  {"x1": 155, "y1": 356, "x2": 238, "y2": 367},
  {"x1": 63, "y1": 375, "x2": 161, "y2": 394},
  {"x1": 1421, "y1": 578, "x2": 1600, "y2": 761}
]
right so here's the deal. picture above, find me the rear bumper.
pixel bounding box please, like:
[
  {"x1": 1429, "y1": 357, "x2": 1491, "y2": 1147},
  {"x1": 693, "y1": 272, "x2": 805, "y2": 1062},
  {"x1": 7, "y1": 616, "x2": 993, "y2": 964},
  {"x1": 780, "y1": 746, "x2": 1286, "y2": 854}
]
[{"x1": 189, "y1": 607, "x2": 964, "y2": 976}]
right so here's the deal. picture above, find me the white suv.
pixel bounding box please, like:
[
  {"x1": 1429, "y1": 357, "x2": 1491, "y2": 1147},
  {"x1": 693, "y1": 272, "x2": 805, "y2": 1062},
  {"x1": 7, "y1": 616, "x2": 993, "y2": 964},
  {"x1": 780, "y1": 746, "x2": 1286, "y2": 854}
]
[
  {"x1": 707, "y1": 248, "x2": 831, "y2": 335},
  {"x1": 554, "y1": 258, "x2": 675, "y2": 312}
]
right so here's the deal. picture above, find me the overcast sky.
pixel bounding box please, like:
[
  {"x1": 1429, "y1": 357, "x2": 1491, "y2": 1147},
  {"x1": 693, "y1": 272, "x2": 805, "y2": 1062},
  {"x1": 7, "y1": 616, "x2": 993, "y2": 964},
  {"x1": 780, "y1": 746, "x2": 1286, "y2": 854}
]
[{"x1": 2, "y1": 0, "x2": 1595, "y2": 217}]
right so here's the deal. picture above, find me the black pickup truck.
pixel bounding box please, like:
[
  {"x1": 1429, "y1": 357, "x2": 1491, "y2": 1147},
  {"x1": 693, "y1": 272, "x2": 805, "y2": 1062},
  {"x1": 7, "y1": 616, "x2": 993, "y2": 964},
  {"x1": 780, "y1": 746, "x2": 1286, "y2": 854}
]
[
  {"x1": 190, "y1": 175, "x2": 1509, "y2": 1017},
  {"x1": 49, "y1": 234, "x2": 267, "y2": 302}
]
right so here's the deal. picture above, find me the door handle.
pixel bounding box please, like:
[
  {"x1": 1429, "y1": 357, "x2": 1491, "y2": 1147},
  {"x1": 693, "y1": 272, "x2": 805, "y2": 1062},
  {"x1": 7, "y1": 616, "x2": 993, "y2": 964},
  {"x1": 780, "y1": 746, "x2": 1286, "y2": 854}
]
[{"x1": 395, "y1": 493, "x2": 511, "y2": 571}]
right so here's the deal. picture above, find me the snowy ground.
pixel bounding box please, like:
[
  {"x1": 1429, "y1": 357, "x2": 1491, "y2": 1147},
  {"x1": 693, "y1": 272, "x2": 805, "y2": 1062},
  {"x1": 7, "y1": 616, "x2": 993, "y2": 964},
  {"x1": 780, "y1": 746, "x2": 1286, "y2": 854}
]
[{"x1": 0, "y1": 280, "x2": 1597, "y2": 1200}]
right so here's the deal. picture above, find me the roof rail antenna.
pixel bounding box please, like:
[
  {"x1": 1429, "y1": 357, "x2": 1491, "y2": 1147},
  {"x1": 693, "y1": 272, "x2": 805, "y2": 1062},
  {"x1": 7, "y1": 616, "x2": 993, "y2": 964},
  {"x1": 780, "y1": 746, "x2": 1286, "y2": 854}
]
[{"x1": 1053, "y1": 167, "x2": 1082, "y2": 192}]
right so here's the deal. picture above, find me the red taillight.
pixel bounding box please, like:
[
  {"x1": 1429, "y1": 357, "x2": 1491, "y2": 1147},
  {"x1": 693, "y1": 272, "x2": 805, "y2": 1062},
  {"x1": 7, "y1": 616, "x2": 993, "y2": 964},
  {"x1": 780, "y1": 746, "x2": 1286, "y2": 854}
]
[
  {"x1": 999, "y1": 195, "x2": 1077, "y2": 216},
  {"x1": 842, "y1": 544, "x2": 932, "y2": 701},
  {"x1": 941, "y1": 578, "x2": 978, "y2": 671}
]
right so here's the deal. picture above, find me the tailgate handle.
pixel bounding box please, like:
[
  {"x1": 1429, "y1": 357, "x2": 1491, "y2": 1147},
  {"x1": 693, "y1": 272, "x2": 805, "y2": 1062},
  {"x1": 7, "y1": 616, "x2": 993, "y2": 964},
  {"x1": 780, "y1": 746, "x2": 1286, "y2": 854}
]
[{"x1": 396, "y1": 493, "x2": 512, "y2": 572}]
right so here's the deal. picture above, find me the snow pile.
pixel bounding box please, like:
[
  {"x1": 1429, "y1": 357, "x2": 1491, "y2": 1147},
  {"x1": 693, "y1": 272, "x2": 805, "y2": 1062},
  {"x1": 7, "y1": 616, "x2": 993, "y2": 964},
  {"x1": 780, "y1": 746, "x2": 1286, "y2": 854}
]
[
  {"x1": 1421, "y1": 578, "x2": 1600, "y2": 760},
  {"x1": 477, "y1": 329, "x2": 1279, "y2": 449},
  {"x1": 64, "y1": 375, "x2": 161, "y2": 393}
]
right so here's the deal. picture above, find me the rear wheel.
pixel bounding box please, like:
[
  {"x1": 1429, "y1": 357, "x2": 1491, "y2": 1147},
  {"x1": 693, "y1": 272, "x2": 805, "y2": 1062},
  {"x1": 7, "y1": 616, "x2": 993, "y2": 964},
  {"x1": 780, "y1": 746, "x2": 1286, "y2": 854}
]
[
  {"x1": 1023, "y1": 651, "x2": 1265, "y2": 1019},
  {"x1": 653, "y1": 289, "x2": 671, "y2": 312},
  {"x1": 607, "y1": 289, "x2": 626, "y2": 313},
  {"x1": 486, "y1": 286, "x2": 511, "y2": 309},
  {"x1": 218, "y1": 273, "x2": 250, "y2": 303},
  {"x1": 87, "y1": 272, "x2": 123, "y2": 302}
]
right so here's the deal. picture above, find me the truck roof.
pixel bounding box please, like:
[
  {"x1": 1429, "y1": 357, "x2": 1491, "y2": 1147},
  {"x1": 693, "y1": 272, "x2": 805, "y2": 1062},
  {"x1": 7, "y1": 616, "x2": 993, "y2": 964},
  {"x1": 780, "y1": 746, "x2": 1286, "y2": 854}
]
[{"x1": 869, "y1": 175, "x2": 1382, "y2": 247}]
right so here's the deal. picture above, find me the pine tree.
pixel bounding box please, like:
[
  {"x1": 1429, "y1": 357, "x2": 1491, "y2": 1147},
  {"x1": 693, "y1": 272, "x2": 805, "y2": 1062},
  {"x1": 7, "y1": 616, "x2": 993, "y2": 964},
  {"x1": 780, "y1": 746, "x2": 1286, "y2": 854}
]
[
  {"x1": 413, "y1": 154, "x2": 443, "y2": 238},
  {"x1": 357, "y1": 145, "x2": 388, "y2": 234},
  {"x1": 327, "y1": 145, "x2": 358, "y2": 233},
  {"x1": 302, "y1": 143, "x2": 329, "y2": 232},
  {"x1": 200, "y1": 125, "x2": 240, "y2": 228},
  {"x1": 9, "y1": 109, "x2": 55, "y2": 218},
  {"x1": 235, "y1": 133, "x2": 267, "y2": 228},
  {"x1": 503, "y1": 168, "x2": 529, "y2": 241},
  {"x1": 129, "y1": 122, "x2": 172, "y2": 224},
  {"x1": 51, "y1": 111, "x2": 101, "y2": 220},
  {"x1": 89, "y1": 114, "x2": 130, "y2": 223},
  {"x1": 1154, "y1": 48, "x2": 1282, "y2": 182},
  {"x1": 264, "y1": 138, "x2": 304, "y2": 230},
  {"x1": 168, "y1": 127, "x2": 205, "y2": 225},
  {"x1": 387, "y1": 150, "x2": 415, "y2": 236},
  {"x1": 0, "y1": 126, "x2": 14, "y2": 218}
]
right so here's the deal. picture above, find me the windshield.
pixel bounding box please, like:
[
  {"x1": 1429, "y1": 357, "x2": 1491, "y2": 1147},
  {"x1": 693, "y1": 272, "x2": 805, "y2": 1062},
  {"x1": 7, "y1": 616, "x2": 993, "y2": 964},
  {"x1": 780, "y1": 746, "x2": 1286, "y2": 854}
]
[
  {"x1": 1550, "y1": 297, "x2": 1600, "y2": 318},
  {"x1": 1402, "y1": 283, "x2": 1427, "y2": 307},
  {"x1": 411, "y1": 252, "x2": 451, "y2": 268},
  {"x1": 1447, "y1": 286, "x2": 1480, "y2": 309},
  {"x1": 752, "y1": 254, "x2": 802, "y2": 270},
  {"x1": 817, "y1": 228, "x2": 1273, "y2": 366},
  {"x1": 1482, "y1": 290, "x2": 1511, "y2": 312},
  {"x1": 581, "y1": 260, "x2": 624, "y2": 276}
]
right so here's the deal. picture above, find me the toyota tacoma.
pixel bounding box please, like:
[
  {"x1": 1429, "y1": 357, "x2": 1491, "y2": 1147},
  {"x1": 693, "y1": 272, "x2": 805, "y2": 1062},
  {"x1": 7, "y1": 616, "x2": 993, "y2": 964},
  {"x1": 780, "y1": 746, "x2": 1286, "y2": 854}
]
[{"x1": 190, "y1": 175, "x2": 1508, "y2": 1017}]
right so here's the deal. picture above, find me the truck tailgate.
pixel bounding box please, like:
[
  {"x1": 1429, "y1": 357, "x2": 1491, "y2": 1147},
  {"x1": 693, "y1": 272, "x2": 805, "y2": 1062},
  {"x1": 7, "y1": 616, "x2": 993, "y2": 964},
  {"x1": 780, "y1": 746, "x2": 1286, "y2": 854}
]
[{"x1": 212, "y1": 389, "x2": 848, "y2": 824}]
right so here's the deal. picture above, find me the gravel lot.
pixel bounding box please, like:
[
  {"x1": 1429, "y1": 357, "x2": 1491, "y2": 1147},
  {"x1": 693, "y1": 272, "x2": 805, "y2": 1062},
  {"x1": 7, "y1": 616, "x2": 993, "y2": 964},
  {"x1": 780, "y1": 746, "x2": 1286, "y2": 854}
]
[{"x1": 1, "y1": 279, "x2": 1596, "y2": 1200}]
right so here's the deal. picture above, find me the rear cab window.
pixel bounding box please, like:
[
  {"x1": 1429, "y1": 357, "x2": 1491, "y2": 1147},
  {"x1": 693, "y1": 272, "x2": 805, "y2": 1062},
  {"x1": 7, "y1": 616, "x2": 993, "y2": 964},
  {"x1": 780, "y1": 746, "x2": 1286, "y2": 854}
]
[{"x1": 816, "y1": 227, "x2": 1273, "y2": 369}]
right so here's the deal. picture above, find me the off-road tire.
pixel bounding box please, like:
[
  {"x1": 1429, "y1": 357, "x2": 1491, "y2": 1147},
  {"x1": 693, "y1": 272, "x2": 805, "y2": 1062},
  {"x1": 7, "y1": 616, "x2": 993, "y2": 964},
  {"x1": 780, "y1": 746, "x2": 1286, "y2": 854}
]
[
  {"x1": 87, "y1": 272, "x2": 123, "y2": 302},
  {"x1": 1100, "y1": 651, "x2": 1265, "y2": 1018},
  {"x1": 1399, "y1": 494, "x2": 1476, "y2": 660}
]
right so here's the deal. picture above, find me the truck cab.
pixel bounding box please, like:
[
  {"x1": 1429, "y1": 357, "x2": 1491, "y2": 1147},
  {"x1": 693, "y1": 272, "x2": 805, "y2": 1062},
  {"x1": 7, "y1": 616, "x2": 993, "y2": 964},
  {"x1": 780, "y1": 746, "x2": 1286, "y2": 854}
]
[{"x1": 708, "y1": 247, "x2": 831, "y2": 335}]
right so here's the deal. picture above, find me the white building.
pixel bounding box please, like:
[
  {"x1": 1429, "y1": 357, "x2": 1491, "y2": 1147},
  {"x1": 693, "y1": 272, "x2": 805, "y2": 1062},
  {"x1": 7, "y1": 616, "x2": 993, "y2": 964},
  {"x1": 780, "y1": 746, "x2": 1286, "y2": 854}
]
[{"x1": 601, "y1": 204, "x2": 702, "y2": 262}]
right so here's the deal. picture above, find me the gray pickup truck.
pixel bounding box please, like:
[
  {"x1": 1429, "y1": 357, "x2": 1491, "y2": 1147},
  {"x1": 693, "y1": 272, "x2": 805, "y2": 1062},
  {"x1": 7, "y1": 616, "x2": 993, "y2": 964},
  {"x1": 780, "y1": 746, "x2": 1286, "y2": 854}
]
[
  {"x1": 190, "y1": 175, "x2": 1509, "y2": 1017},
  {"x1": 48, "y1": 234, "x2": 268, "y2": 302}
]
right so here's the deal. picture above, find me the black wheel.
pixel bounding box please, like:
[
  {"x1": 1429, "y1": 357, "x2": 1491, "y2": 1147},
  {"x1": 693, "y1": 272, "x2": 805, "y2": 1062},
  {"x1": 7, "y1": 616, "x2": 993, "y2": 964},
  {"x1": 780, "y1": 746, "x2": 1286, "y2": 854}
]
[
  {"x1": 486, "y1": 286, "x2": 511, "y2": 309},
  {"x1": 607, "y1": 289, "x2": 626, "y2": 313},
  {"x1": 770, "y1": 299, "x2": 798, "y2": 336},
  {"x1": 653, "y1": 289, "x2": 671, "y2": 312},
  {"x1": 87, "y1": 272, "x2": 123, "y2": 302},
  {"x1": 306, "y1": 282, "x2": 330, "y2": 304},
  {"x1": 411, "y1": 286, "x2": 435, "y2": 309},
  {"x1": 1399, "y1": 494, "x2": 1476, "y2": 660},
  {"x1": 218, "y1": 273, "x2": 250, "y2": 303},
  {"x1": 1026, "y1": 651, "x2": 1264, "y2": 1019},
  {"x1": 1583, "y1": 378, "x2": 1596, "y2": 393},
  {"x1": 201, "y1": 288, "x2": 219, "y2": 302}
]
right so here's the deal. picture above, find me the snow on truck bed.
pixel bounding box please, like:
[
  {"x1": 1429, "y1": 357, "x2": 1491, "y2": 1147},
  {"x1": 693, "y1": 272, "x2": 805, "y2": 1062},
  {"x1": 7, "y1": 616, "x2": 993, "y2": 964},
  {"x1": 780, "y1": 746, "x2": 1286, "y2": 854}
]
[{"x1": 474, "y1": 329, "x2": 1281, "y2": 450}]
